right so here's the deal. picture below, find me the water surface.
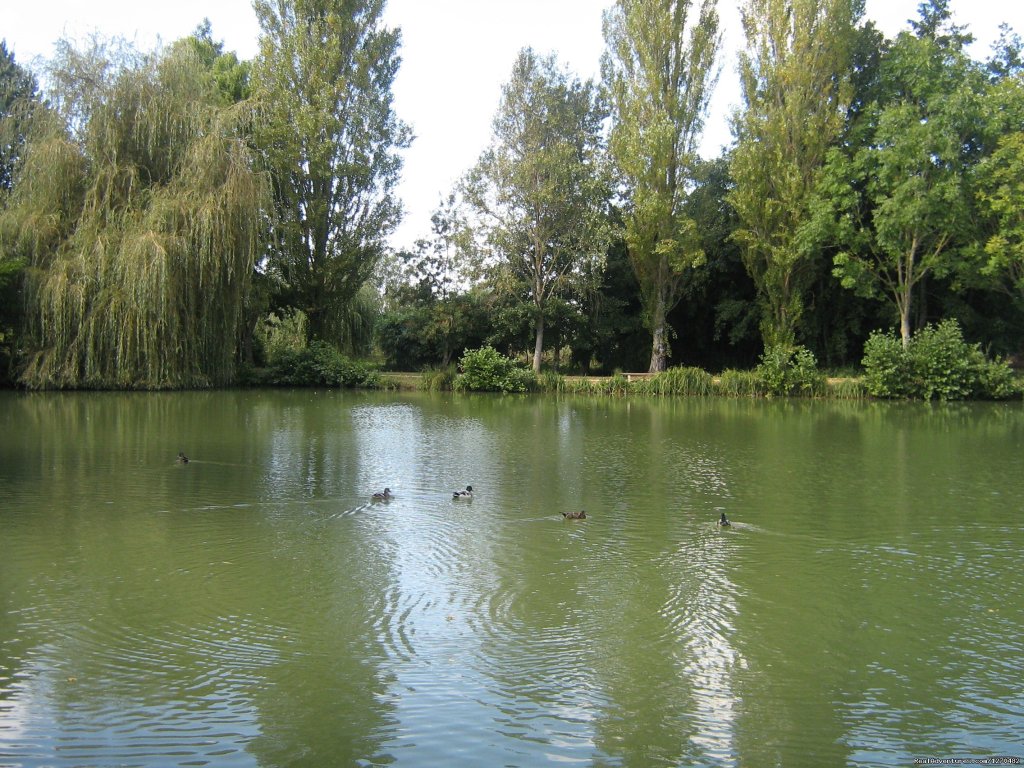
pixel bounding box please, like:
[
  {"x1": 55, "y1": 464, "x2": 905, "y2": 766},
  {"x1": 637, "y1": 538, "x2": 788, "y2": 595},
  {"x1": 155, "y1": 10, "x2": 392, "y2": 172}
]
[{"x1": 1, "y1": 391, "x2": 1022, "y2": 766}]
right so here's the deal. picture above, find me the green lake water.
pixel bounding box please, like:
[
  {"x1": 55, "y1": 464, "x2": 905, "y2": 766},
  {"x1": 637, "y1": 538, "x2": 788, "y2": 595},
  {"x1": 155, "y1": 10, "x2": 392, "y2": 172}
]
[{"x1": 1, "y1": 390, "x2": 1022, "y2": 767}]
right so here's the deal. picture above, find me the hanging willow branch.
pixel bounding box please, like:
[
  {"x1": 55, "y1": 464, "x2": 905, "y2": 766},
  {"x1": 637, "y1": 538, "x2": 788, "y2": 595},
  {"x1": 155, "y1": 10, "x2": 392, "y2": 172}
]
[{"x1": 2, "y1": 42, "x2": 269, "y2": 389}]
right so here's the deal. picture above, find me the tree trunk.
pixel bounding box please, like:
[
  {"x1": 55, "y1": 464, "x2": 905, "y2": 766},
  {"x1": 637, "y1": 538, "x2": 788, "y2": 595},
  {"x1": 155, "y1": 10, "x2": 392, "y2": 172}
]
[
  {"x1": 899, "y1": 287, "x2": 912, "y2": 349},
  {"x1": 533, "y1": 314, "x2": 545, "y2": 373},
  {"x1": 649, "y1": 300, "x2": 668, "y2": 372}
]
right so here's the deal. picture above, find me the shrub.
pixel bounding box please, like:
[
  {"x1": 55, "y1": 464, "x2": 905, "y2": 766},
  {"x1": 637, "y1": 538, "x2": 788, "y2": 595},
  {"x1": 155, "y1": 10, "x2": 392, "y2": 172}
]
[
  {"x1": 862, "y1": 319, "x2": 1021, "y2": 401},
  {"x1": 756, "y1": 344, "x2": 826, "y2": 397},
  {"x1": 861, "y1": 330, "x2": 911, "y2": 398},
  {"x1": 264, "y1": 341, "x2": 380, "y2": 388},
  {"x1": 974, "y1": 358, "x2": 1021, "y2": 400},
  {"x1": 454, "y1": 346, "x2": 536, "y2": 393},
  {"x1": 911, "y1": 320, "x2": 979, "y2": 400}
]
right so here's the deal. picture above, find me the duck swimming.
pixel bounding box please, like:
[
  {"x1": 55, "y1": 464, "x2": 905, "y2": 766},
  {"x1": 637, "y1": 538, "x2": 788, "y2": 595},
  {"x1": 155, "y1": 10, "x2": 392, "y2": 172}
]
[
  {"x1": 452, "y1": 485, "x2": 473, "y2": 500},
  {"x1": 176, "y1": 452, "x2": 189, "y2": 464},
  {"x1": 717, "y1": 512, "x2": 731, "y2": 527},
  {"x1": 562, "y1": 510, "x2": 587, "y2": 520},
  {"x1": 371, "y1": 488, "x2": 392, "y2": 501}
]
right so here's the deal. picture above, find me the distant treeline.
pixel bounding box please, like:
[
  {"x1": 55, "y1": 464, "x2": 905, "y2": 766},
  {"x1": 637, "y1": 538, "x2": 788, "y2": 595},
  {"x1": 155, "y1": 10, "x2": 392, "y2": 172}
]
[{"x1": 0, "y1": 0, "x2": 1021, "y2": 391}]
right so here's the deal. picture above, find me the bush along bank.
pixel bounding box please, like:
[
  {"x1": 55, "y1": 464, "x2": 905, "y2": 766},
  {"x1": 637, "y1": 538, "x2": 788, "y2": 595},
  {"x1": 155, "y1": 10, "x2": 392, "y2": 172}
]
[{"x1": 440, "y1": 328, "x2": 1021, "y2": 401}]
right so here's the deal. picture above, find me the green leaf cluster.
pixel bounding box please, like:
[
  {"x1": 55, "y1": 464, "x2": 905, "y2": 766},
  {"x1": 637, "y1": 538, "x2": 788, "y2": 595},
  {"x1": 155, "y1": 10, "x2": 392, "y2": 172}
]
[
  {"x1": 1, "y1": 38, "x2": 270, "y2": 389},
  {"x1": 755, "y1": 344, "x2": 826, "y2": 397},
  {"x1": 602, "y1": 0, "x2": 721, "y2": 370},
  {"x1": 454, "y1": 346, "x2": 536, "y2": 393},
  {"x1": 261, "y1": 340, "x2": 379, "y2": 388},
  {"x1": 862, "y1": 319, "x2": 1020, "y2": 400}
]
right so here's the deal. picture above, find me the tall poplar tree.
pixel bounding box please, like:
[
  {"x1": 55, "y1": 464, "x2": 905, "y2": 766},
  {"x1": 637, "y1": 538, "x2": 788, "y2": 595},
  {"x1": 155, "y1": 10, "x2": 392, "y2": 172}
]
[
  {"x1": 463, "y1": 48, "x2": 611, "y2": 373},
  {"x1": 729, "y1": 0, "x2": 859, "y2": 350},
  {"x1": 602, "y1": 0, "x2": 721, "y2": 372},
  {"x1": 252, "y1": 0, "x2": 410, "y2": 343},
  {"x1": 975, "y1": 78, "x2": 1024, "y2": 317}
]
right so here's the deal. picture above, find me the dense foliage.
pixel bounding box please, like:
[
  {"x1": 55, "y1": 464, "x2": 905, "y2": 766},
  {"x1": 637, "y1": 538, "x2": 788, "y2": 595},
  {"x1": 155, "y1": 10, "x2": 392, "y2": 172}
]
[
  {"x1": 252, "y1": 0, "x2": 409, "y2": 344},
  {"x1": 603, "y1": 0, "x2": 721, "y2": 371},
  {"x1": 1, "y1": 36, "x2": 269, "y2": 389},
  {"x1": 258, "y1": 340, "x2": 380, "y2": 388},
  {"x1": 862, "y1": 319, "x2": 1019, "y2": 400},
  {"x1": 0, "y1": 0, "x2": 1022, "y2": 397},
  {"x1": 454, "y1": 346, "x2": 536, "y2": 393},
  {"x1": 756, "y1": 345, "x2": 827, "y2": 397}
]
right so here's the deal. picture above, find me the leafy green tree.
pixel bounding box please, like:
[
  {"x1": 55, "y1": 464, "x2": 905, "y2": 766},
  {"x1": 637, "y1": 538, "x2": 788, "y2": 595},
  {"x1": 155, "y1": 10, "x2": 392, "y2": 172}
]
[
  {"x1": 664, "y1": 154, "x2": 763, "y2": 370},
  {"x1": 404, "y1": 196, "x2": 478, "y2": 366},
  {"x1": 729, "y1": 0, "x2": 859, "y2": 350},
  {"x1": 0, "y1": 36, "x2": 269, "y2": 388},
  {"x1": 809, "y1": 5, "x2": 985, "y2": 347},
  {"x1": 403, "y1": 194, "x2": 469, "y2": 302},
  {"x1": 375, "y1": 289, "x2": 489, "y2": 371},
  {"x1": 463, "y1": 48, "x2": 611, "y2": 372},
  {"x1": 602, "y1": 0, "x2": 721, "y2": 372},
  {"x1": 967, "y1": 35, "x2": 1024, "y2": 338},
  {"x1": 974, "y1": 112, "x2": 1024, "y2": 320},
  {"x1": 373, "y1": 193, "x2": 490, "y2": 369},
  {"x1": 169, "y1": 20, "x2": 252, "y2": 105},
  {"x1": 0, "y1": 40, "x2": 38, "y2": 194},
  {"x1": 252, "y1": 0, "x2": 410, "y2": 343},
  {"x1": 986, "y1": 23, "x2": 1024, "y2": 81},
  {"x1": 567, "y1": 232, "x2": 648, "y2": 374},
  {"x1": 0, "y1": 41, "x2": 39, "y2": 381},
  {"x1": 790, "y1": 19, "x2": 889, "y2": 368}
]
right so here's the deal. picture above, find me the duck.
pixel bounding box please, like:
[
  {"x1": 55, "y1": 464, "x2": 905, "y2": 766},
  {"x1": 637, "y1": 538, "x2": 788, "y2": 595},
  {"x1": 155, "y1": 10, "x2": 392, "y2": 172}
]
[
  {"x1": 717, "y1": 512, "x2": 731, "y2": 527},
  {"x1": 176, "y1": 451, "x2": 189, "y2": 464},
  {"x1": 452, "y1": 485, "x2": 473, "y2": 500},
  {"x1": 371, "y1": 488, "x2": 392, "y2": 501},
  {"x1": 562, "y1": 510, "x2": 587, "y2": 520}
]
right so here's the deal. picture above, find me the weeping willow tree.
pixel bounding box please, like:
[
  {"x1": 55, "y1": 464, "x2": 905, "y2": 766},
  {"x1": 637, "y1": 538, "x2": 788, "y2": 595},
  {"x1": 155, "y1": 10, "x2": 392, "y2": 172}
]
[{"x1": 0, "y1": 36, "x2": 269, "y2": 389}]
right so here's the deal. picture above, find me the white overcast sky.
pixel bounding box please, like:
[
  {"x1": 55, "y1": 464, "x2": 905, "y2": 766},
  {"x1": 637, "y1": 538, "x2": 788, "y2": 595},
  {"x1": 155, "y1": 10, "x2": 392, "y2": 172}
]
[{"x1": 5, "y1": 1, "x2": 1022, "y2": 252}]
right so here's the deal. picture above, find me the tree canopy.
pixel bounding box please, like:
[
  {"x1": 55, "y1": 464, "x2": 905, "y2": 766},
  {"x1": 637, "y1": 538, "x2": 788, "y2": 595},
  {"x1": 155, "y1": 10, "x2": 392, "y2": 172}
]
[
  {"x1": 810, "y1": 14, "x2": 985, "y2": 347},
  {"x1": 729, "y1": 0, "x2": 860, "y2": 350},
  {"x1": 252, "y1": 0, "x2": 410, "y2": 343},
  {"x1": 463, "y1": 48, "x2": 611, "y2": 372},
  {"x1": 602, "y1": 0, "x2": 722, "y2": 372},
  {"x1": 2, "y1": 2, "x2": 1022, "y2": 388},
  {"x1": 0, "y1": 32, "x2": 269, "y2": 388}
]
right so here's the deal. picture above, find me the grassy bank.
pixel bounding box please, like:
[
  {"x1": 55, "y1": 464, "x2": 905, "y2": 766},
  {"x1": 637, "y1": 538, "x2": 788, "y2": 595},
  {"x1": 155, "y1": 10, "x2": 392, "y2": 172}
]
[{"x1": 380, "y1": 368, "x2": 874, "y2": 399}]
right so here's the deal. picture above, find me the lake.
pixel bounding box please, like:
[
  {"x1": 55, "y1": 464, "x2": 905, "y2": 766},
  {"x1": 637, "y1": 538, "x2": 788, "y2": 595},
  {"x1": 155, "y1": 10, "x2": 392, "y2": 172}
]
[{"x1": 1, "y1": 390, "x2": 1022, "y2": 767}]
